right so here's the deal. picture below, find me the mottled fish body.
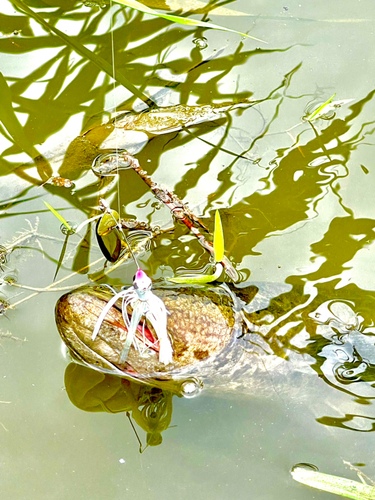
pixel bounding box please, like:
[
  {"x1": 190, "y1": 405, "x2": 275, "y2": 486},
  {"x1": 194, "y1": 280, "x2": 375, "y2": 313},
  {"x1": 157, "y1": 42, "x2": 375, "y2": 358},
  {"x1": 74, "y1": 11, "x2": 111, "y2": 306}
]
[{"x1": 56, "y1": 283, "x2": 243, "y2": 387}]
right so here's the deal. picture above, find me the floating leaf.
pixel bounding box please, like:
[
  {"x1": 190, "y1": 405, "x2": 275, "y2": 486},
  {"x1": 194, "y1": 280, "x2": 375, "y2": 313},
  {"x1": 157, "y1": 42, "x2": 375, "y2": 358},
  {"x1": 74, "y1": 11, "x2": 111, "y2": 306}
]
[
  {"x1": 43, "y1": 201, "x2": 73, "y2": 232},
  {"x1": 213, "y1": 210, "x2": 224, "y2": 262},
  {"x1": 291, "y1": 465, "x2": 375, "y2": 500},
  {"x1": 111, "y1": 0, "x2": 266, "y2": 42},
  {"x1": 168, "y1": 263, "x2": 223, "y2": 284}
]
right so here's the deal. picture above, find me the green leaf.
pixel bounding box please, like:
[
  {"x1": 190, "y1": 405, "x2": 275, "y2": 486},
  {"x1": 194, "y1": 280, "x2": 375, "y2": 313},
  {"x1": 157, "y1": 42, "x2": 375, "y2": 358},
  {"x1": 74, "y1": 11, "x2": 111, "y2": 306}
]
[
  {"x1": 168, "y1": 263, "x2": 223, "y2": 284},
  {"x1": 0, "y1": 72, "x2": 39, "y2": 160},
  {"x1": 111, "y1": 0, "x2": 266, "y2": 42},
  {"x1": 213, "y1": 210, "x2": 224, "y2": 262},
  {"x1": 306, "y1": 94, "x2": 339, "y2": 121},
  {"x1": 291, "y1": 465, "x2": 375, "y2": 500},
  {"x1": 43, "y1": 201, "x2": 73, "y2": 232}
]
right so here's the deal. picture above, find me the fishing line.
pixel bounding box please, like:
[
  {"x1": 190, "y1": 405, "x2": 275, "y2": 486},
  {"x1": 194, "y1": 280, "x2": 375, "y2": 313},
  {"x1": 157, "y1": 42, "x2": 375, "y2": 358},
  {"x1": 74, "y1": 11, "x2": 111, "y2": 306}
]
[
  {"x1": 109, "y1": 1, "x2": 139, "y2": 269},
  {"x1": 109, "y1": 0, "x2": 120, "y2": 215}
]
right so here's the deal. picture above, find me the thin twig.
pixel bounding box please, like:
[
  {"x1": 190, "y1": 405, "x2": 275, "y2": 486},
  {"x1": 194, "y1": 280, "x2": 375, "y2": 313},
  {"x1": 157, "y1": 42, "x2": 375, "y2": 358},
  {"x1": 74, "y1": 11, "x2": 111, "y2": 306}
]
[
  {"x1": 118, "y1": 153, "x2": 238, "y2": 281},
  {"x1": 4, "y1": 282, "x2": 86, "y2": 293},
  {"x1": 3, "y1": 219, "x2": 39, "y2": 253},
  {"x1": 126, "y1": 411, "x2": 147, "y2": 454},
  {"x1": 343, "y1": 461, "x2": 375, "y2": 486},
  {"x1": 0, "y1": 330, "x2": 27, "y2": 342}
]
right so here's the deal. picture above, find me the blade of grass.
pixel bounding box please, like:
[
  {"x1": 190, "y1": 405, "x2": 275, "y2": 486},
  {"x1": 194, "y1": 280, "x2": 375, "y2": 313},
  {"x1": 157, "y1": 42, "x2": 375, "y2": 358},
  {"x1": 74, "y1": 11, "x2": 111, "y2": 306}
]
[
  {"x1": 307, "y1": 93, "x2": 336, "y2": 121},
  {"x1": 53, "y1": 232, "x2": 70, "y2": 281},
  {"x1": 213, "y1": 210, "x2": 224, "y2": 262},
  {"x1": 43, "y1": 201, "x2": 73, "y2": 232},
  {"x1": 43, "y1": 200, "x2": 75, "y2": 280},
  {"x1": 143, "y1": 0, "x2": 251, "y2": 16},
  {"x1": 292, "y1": 466, "x2": 375, "y2": 500},
  {"x1": 308, "y1": 97, "x2": 355, "y2": 121},
  {"x1": 112, "y1": 0, "x2": 266, "y2": 42}
]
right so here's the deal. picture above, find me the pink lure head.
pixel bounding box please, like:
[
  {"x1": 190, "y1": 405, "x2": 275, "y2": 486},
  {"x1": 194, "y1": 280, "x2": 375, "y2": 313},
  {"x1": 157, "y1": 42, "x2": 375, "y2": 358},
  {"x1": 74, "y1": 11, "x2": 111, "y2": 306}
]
[{"x1": 133, "y1": 268, "x2": 152, "y2": 295}]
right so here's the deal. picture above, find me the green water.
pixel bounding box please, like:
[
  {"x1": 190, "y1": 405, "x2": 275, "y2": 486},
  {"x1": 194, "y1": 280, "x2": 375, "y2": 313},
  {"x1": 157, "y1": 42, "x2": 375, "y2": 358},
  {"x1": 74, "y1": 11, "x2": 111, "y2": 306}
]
[{"x1": 1, "y1": 1, "x2": 375, "y2": 499}]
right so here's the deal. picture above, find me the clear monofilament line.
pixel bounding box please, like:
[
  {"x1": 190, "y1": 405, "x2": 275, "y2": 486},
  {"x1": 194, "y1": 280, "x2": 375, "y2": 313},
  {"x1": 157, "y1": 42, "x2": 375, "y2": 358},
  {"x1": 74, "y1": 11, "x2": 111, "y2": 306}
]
[
  {"x1": 109, "y1": 2, "x2": 139, "y2": 270},
  {"x1": 109, "y1": 1, "x2": 121, "y2": 236}
]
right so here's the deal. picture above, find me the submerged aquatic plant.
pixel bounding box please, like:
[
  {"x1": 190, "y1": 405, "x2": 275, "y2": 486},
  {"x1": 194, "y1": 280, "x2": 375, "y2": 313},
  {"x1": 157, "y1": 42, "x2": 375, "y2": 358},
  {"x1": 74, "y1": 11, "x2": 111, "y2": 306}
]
[{"x1": 91, "y1": 269, "x2": 173, "y2": 365}]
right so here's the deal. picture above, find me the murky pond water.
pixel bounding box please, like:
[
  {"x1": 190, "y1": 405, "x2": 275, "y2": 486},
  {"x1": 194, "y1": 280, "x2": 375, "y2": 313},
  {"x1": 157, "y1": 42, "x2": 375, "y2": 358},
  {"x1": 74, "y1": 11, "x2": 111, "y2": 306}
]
[{"x1": 1, "y1": 1, "x2": 375, "y2": 499}]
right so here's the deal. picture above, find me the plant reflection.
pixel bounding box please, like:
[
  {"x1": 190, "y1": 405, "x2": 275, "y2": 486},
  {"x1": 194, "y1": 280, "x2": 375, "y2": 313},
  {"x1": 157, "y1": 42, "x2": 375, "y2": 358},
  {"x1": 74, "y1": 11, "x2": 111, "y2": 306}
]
[
  {"x1": 64, "y1": 362, "x2": 174, "y2": 450},
  {"x1": 225, "y1": 89, "x2": 375, "y2": 263}
]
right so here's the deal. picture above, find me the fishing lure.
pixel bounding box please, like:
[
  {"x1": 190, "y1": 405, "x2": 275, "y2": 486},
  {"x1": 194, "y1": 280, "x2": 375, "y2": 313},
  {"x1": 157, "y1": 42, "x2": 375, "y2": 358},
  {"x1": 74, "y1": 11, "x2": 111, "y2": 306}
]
[
  {"x1": 95, "y1": 199, "x2": 123, "y2": 263},
  {"x1": 91, "y1": 269, "x2": 173, "y2": 366}
]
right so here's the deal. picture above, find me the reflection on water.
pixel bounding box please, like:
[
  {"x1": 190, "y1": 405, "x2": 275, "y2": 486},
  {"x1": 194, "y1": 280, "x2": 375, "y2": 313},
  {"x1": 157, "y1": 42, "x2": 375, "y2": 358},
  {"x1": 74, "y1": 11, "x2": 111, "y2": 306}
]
[
  {"x1": 243, "y1": 283, "x2": 375, "y2": 404},
  {"x1": 1, "y1": 0, "x2": 375, "y2": 499},
  {"x1": 65, "y1": 363, "x2": 174, "y2": 449},
  {"x1": 310, "y1": 299, "x2": 375, "y2": 397}
]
